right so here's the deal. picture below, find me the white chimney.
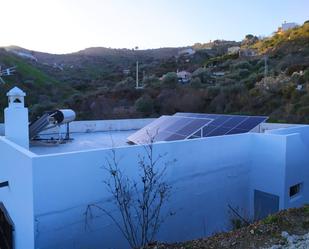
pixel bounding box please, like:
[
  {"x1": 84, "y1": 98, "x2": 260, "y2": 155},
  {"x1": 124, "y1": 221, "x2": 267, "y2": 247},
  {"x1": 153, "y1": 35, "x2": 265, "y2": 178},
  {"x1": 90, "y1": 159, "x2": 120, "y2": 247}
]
[{"x1": 4, "y1": 87, "x2": 29, "y2": 149}]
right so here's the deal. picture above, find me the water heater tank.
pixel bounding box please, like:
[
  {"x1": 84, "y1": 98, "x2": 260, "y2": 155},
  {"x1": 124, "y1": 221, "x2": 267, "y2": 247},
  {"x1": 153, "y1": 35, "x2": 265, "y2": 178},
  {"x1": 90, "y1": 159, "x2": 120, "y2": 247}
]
[{"x1": 50, "y1": 109, "x2": 76, "y2": 125}]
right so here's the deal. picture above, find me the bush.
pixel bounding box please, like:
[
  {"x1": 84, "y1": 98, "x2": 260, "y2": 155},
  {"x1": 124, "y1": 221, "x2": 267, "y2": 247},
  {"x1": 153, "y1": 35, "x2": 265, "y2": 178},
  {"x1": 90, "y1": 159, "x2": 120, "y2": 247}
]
[
  {"x1": 192, "y1": 67, "x2": 212, "y2": 83},
  {"x1": 162, "y1": 72, "x2": 178, "y2": 88},
  {"x1": 263, "y1": 214, "x2": 279, "y2": 224},
  {"x1": 135, "y1": 94, "x2": 154, "y2": 115}
]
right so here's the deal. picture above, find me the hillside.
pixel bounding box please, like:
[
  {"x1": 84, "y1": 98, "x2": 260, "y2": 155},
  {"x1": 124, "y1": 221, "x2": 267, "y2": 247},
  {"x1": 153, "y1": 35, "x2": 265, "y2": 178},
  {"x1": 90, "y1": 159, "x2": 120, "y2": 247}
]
[
  {"x1": 0, "y1": 48, "x2": 75, "y2": 121},
  {"x1": 0, "y1": 21, "x2": 309, "y2": 123}
]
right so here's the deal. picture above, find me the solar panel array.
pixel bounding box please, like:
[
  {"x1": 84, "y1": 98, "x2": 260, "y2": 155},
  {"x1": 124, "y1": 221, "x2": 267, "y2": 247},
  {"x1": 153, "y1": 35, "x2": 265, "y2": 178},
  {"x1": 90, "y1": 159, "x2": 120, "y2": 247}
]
[{"x1": 127, "y1": 113, "x2": 268, "y2": 144}]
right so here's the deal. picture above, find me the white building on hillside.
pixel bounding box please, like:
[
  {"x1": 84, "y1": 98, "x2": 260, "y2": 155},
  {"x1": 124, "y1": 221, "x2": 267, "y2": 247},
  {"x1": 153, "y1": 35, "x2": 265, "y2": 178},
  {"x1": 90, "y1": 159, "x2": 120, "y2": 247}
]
[
  {"x1": 281, "y1": 21, "x2": 298, "y2": 31},
  {"x1": 177, "y1": 70, "x2": 192, "y2": 83},
  {"x1": 0, "y1": 87, "x2": 309, "y2": 249},
  {"x1": 227, "y1": 46, "x2": 240, "y2": 55}
]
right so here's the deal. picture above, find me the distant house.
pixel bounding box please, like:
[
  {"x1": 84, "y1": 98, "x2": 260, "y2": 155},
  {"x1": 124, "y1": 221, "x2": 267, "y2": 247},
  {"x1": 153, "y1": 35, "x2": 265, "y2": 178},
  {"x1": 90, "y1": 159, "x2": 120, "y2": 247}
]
[
  {"x1": 212, "y1": 71, "x2": 225, "y2": 77},
  {"x1": 227, "y1": 46, "x2": 240, "y2": 55},
  {"x1": 239, "y1": 48, "x2": 257, "y2": 57},
  {"x1": 178, "y1": 48, "x2": 196, "y2": 57},
  {"x1": 177, "y1": 70, "x2": 192, "y2": 83},
  {"x1": 281, "y1": 22, "x2": 298, "y2": 31},
  {"x1": 277, "y1": 21, "x2": 298, "y2": 33}
]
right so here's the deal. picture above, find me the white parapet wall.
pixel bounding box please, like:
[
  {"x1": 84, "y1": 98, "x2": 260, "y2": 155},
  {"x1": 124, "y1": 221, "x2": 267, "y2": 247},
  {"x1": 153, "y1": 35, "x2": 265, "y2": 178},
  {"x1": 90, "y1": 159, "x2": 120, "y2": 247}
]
[
  {"x1": 32, "y1": 133, "x2": 253, "y2": 249},
  {"x1": 0, "y1": 118, "x2": 154, "y2": 136},
  {"x1": 0, "y1": 120, "x2": 303, "y2": 137},
  {"x1": 0, "y1": 137, "x2": 36, "y2": 249},
  {"x1": 34, "y1": 118, "x2": 155, "y2": 135}
]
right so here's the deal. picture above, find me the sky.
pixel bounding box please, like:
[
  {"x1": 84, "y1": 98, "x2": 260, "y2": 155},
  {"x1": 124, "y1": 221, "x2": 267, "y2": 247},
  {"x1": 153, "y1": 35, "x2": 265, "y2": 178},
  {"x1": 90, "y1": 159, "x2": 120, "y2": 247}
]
[{"x1": 0, "y1": 0, "x2": 308, "y2": 54}]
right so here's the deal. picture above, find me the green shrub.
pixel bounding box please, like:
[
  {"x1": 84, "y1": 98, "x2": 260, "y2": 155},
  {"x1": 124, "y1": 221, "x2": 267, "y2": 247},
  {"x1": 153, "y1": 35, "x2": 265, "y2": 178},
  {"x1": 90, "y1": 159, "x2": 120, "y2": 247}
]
[
  {"x1": 135, "y1": 94, "x2": 154, "y2": 115},
  {"x1": 263, "y1": 214, "x2": 279, "y2": 224},
  {"x1": 162, "y1": 72, "x2": 178, "y2": 88}
]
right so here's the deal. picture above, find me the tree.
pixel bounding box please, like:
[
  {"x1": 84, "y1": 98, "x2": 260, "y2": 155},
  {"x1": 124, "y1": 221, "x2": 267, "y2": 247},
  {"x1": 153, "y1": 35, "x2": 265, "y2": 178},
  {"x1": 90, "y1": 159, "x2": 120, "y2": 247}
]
[
  {"x1": 135, "y1": 94, "x2": 154, "y2": 115},
  {"x1": 85, "y1": 140, "x2": 175, "y2": 249},
  {"x1": 245, "y1": 34, "x2": 254, "y2": 40},
  {"x1": 162, "y1": 72, "x2": 178, "y2": 88},
  {"x1": 243, "y1": 34, "x2": 259, "y2": 46}
]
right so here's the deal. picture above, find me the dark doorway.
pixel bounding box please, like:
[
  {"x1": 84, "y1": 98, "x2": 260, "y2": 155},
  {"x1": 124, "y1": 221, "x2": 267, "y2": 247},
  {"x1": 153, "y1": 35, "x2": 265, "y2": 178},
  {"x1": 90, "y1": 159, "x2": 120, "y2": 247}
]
[
  {"x1": 0, "y1": 203, "x2": 14, "y2": 249},
  {"x1": 254, "y1": 190, "x2": 279, "y2": 220}
]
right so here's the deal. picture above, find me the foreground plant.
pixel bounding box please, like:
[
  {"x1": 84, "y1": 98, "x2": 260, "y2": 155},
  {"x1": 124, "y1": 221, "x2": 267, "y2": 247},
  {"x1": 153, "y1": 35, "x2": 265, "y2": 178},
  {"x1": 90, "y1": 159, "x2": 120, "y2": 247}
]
[{"x1": 85, "y1": 139, "x2": 175, "y2": 249}]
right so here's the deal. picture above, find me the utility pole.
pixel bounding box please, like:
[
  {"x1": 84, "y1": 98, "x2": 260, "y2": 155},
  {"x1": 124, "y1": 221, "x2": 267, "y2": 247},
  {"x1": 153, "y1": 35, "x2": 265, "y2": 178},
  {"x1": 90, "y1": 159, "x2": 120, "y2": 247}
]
[{"x1": 133, "y1": 46, "x2": 140, "y2": 89}]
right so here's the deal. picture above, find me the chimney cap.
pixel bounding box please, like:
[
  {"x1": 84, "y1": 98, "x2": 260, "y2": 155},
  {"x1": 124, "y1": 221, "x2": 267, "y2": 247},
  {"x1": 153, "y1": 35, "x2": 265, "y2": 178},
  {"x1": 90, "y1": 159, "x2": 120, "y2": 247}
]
[{"x1": 6, "y1": 87, "x2": 26, "y2": 97}]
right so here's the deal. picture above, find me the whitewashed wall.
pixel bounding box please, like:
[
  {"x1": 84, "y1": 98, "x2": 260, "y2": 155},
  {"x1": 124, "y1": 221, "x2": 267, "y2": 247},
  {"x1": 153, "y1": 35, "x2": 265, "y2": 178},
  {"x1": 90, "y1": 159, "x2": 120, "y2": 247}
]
[
  {"x1": 0, "y1": 137, "x2": 35, "y2": 248},
  {"x1": 249, "y1": 133, "x2": 287, "y2": 217},
  {"x1": 268, "y1": 126, "x2": 309, "y2": 209},
  {"x1": 32, "y1": 134, "x2": 252, "y2": 249}
]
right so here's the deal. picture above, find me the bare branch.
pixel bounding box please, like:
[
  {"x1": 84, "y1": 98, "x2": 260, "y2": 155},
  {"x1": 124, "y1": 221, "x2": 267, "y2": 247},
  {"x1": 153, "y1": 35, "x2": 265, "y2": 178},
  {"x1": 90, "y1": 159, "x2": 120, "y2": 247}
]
[{"x1": 85, "y1": 132, "x2": 175, "y2": 248}]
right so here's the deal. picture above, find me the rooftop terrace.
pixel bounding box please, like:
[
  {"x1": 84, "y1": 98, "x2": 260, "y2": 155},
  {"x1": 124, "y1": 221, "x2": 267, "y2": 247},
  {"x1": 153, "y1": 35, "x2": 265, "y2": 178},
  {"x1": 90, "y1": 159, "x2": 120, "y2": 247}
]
[{"x1": 29, "y1": 130, "x2": 135, "y2": 155}]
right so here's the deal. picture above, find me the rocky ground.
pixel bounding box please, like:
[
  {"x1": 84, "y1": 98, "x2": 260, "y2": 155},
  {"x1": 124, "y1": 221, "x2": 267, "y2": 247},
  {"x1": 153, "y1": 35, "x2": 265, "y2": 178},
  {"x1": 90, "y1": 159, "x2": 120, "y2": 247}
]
[
  {"x1": 148, "y1": 205, "x2": 309, "y2": 249},
  {"x1": 264, "y1": 231, "x2": 309, "y2": 249}
]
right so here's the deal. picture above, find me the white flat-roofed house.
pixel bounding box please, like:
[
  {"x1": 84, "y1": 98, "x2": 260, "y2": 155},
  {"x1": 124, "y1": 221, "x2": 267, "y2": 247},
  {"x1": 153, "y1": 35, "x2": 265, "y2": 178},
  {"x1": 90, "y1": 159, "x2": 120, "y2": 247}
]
[
  {"x1": 177, "y1": 70, "x2": 192, "y2": 83},
  {"x1": 227, "y1": 46, "x2": 240, "y2": 55},
  {"x1": 282, "y1": 22, "x2": 298, "y2": 31},
  {"x1": 212, "y1": 71, "x2": 225, "y2": 77},
  {"x1": 0, "y1": 87, "x2": 309, "y2": 249}
]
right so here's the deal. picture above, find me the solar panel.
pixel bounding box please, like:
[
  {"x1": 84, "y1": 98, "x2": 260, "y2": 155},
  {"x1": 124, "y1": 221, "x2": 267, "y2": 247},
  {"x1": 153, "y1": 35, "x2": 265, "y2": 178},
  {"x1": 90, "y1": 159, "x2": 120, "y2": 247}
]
[
  {"x1": 127, "y1": 113, "x2": 268, "y2": 144},
  {"x1": 127, "y1": 115, "x2": 213, "y2": 144},
  {"x1": 175, "y1": 113, "x2": 268, "y2": 138}
]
